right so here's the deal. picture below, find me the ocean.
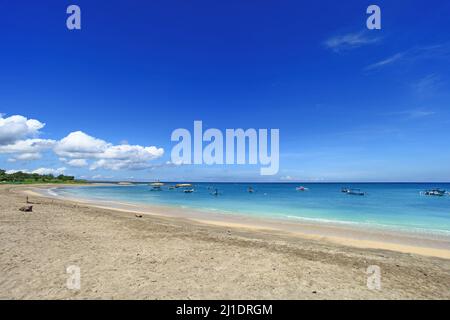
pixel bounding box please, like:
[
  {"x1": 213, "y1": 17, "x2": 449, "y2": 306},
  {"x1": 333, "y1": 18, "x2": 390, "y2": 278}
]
[{"x1": 53, "y1": 183, "x2": 450, "y2": 236}]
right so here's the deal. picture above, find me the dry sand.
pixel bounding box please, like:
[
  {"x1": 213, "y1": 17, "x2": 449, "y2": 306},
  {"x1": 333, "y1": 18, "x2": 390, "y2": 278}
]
[{"x1": 0, "y1": 184, "x2": 449, "y2": 299}]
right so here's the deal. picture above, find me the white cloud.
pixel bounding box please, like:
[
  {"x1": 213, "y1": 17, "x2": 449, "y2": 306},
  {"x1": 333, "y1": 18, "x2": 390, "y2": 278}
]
[
  {"x1": 0, "y1": 138, "x2": 55, "y2": 154},
  {"x1": 6, "y1": 167, "x2": 66, "y2": 175},
  {"x1": 365, "y1": 43, "x2": 450, "y2": 71},
  {"x1": 32, "y1": 167, "x2": 66, "y2": 175},
  {"x1": 54, "y1": 131, "x2": 108, "y2": 158},
  {"x1": 90, "y1": 159, "x2": 152, "y2": 171},
  {"x1": 0, "y1": 138, "x2": 55, "y2": 161},
  {"x1": 68, "y1": 159, "x2": 88, "y2": 167},
  {"x1": 384, "y1": 109, "x2": 436, "y2": 120},
  {"x1": 61, "y1": 158, "x2": 88, "y2": 167},
  {"x1": 412, "y1": 74, "x2": 443, "y2": 97},
  {"x1": 55, "y1": 131, "x2": 164, "y2": 171},
  {"x1": 324, "y1": 31, "x2": 381, "y2": 52},
  {"x1": 401, "y1": 110, "x2": 436, "y2": 119},
  {"x1": 100, "y1": 144, "x2": 164, "y2": 161},
  {"x1": 365, "y1": 52, "x2": 405, "y2": 70},
  {"x1": 0, "y1": 115, "x2": 164, "y2": 172},
  {"x1": 5, "y1": 169, "x2": 25, "y2": 174},
  {"x1": 0, "y1": 115, "x2": 45, "y2": 145},
  {"x1": 8, "y1": 153, "x2": 42, "y2": 162}
]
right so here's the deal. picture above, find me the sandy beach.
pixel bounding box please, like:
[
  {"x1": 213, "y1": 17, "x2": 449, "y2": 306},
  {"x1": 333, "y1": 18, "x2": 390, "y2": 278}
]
[{"x1": 1, "y1": 184, "x2": 449, "y2": 299}]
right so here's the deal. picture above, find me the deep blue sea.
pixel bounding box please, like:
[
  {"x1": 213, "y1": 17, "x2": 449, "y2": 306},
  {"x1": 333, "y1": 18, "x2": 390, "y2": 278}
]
[{"x1": 54, "y1": 183, "x2": 450, "y2": 236}]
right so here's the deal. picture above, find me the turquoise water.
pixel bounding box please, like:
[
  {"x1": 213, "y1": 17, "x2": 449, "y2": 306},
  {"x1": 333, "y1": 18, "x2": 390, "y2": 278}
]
[{"x1": 54, "y1": 183, "x2": 450, "y2": 236}]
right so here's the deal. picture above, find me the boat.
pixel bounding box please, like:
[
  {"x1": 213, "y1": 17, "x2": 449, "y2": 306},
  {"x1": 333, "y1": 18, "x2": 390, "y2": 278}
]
[
  {"x1": 341, "y1": 187, "x2": 350, "y2": 193},
  {"x1": 183, "y1": 189, "x2": 194, "y2": 193},
  {"x1": 168, "y1": 186, "x2": 175, "y2": 190},
  {"x1": 248, "y1": 186, "x2": 255, "y2": 193},
  {"x1": 150, "y1": 182, "x2": 164, "y2": 191},
  {"x1": 345, "y1": 188, "x2": 366, "y2": 196},
  {"x1": 422, "y1": 189, "x2": 446, "y2": 197},
  {"x1": 175, "y1": 183, "x2": 193, "y2": 188},
  {"x1": 296, "y1": 186, "x2": 308, "y2": 191}
]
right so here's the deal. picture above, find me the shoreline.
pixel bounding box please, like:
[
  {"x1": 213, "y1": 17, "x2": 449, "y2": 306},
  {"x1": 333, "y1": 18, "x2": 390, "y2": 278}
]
[
  {"x1": 23, "y1": 184, "x2": 450, "y2": 259},
  {"x1": 2, "y1": 184, "x2": 450, "y2": 299}
]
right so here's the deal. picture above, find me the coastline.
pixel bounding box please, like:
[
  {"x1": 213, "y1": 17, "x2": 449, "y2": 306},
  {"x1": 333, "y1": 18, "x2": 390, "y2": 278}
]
[
  {"x1": 25, "y1": 184, "x2": 450, "y2": 259},
  {"x1": 1, "y1": 183, "x2": 450, "y2": 299}
]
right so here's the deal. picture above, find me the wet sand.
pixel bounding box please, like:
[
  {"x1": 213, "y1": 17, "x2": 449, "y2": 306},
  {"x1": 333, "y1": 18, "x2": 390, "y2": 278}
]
[{"x1": 1, "y1": 184, "x2": 449, "y2": 299}]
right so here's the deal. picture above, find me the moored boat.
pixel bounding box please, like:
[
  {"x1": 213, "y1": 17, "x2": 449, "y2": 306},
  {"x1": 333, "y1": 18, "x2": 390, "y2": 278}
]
[
  {"x1": 176, "y1": 183, "x2": 193, "y2": 188},
  {"x1": 150, "y1": 182, "x2": 164, "y2": 191},
  {"x1": 422, "y1": 189, "x2": 446, "y2": 197},
  {"x1": 345, "y1": 188, "x2": 365, "y2": 196}
]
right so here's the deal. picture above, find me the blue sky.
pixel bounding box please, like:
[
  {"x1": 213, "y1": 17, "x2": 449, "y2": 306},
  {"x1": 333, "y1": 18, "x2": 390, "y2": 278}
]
[{"x1": 1, "y1": 0, "x2": 450, "y2": 182}]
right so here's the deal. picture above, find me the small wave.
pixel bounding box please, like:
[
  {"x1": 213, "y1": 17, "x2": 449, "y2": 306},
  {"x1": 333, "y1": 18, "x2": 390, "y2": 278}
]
[
  {"x1": 283, "y1": 215, "x2": 450, "y2": 237},
  {"x1": 46, "y1": 188, "x2": 59, "y2": 197}
]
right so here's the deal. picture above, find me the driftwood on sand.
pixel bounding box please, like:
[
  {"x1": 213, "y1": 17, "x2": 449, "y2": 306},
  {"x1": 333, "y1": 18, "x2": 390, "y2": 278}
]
[{"x1": 19, "y1": 205, "x2": 33, "y2": 212}]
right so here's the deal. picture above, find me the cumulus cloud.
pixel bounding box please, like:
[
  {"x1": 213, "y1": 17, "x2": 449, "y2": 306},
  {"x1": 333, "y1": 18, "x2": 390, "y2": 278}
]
[
  {"x1": 8, "y1": 153, "x2": 42, "y2": 162},
  {"x1": 0, "y1": 138, "x2": 56, "y2": 154},
  {"x1": 54, "y1": 131, "x2": 164, "y2": 171},
  {"x1": 0, "y1": 115, "x2": 45, "y2": 145},
  {"x1": 60, "y1": 158, "x2": 89, "y2": 168},
  {"x1": 67, "y1": 159, "x2": 88, "y2": 167},
  {"x1": 0, "y1": 115, "x2": 164, "y2": 171},
  {"x1": 54, "y1": 131, "x2": 108, "y2": 158},
  {"x1": 32, "y1": 167, "x2": 67, "y2": 175},
  {"x1": 0, "y1": 138, "x2": 55, "y2": 162},
  {"x1": 6, "y1": 167, "x2": 66, "y2": 175}
]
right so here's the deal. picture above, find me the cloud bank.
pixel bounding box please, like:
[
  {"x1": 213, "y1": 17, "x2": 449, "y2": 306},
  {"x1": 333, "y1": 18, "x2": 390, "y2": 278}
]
[{"x1": 0, "y1": 114, "x2": 164, "y2": 172}]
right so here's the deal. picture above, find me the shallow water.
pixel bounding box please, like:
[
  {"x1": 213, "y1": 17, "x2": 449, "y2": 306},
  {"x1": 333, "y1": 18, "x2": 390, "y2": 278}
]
[{"x1": 55, "y1": 183, "x2": 450, "y2": 236}]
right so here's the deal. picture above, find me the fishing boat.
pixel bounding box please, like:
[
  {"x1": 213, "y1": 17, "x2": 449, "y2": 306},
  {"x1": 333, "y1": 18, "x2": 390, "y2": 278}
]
[
  {"x1": 296, "y1": 186, "x2": 308, "y2": 191},
  {"x1": 183, "y1": 188, "x2": 194, "y2": 193},
  {"x1": 422, "y1": 189, "x2": 446, "y2": 197},
  {"x1": 150, "y1": 182, "x2": 164, "y2": 191},
  {"x1": 345, "y1": 188, "x2": 366, "y2": 196},
  {"x1": 117, "y1": 182, "x2": 133, "y2": 186},
  {"x1": 175, "y1": 183, "x2": 193, "y2": 188}
]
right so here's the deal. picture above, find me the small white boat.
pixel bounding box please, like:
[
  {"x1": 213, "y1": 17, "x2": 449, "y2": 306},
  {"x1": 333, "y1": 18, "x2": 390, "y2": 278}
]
[
  {"x1": 150, "y1": 182, "x2": 164, "y2": 191},
  {"x1": 176, "y1": 183, "x2": 193, "y2": 188},
  {"x1": 184, "y1": 189, "x2": 194, "y2": 193},
  {"x1": 346, "y1": 188, "x2": 365, "y2": 196},
  {"x1": 421, "y1": 189, "x2": 446, "y2": 197}
]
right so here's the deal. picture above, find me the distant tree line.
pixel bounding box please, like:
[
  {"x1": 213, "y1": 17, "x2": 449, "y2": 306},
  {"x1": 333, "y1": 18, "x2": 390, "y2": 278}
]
[{"x1": 0, "y1": 169, "x2": 84, "y2": 184}]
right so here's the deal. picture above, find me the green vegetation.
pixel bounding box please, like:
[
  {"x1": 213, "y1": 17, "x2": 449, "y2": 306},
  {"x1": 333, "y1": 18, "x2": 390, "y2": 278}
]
[{"x1": 0, "y1": 169, "x2": 87, "y2": 184}]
